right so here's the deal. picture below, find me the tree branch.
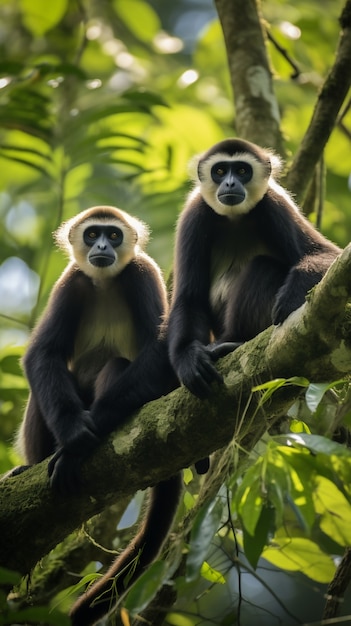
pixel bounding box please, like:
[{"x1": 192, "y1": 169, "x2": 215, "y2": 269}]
[
  {"x1": 214, "y1": 0, "x2": 285, "y2": 153},
  {"x1": 323, "y1": 547, "x2": 351, "y2": 619},
  {"x1": 285, "y1": 0, "x2": 351, "y2": 201},
  {"x1": 2, "y1": 245, "x2": 351, "y2": 575}
]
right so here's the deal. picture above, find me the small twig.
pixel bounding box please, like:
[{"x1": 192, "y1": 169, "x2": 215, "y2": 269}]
[
  {"x1": 266, "y1": 29, "x2": 300, "y2": 79},
  {"x1": 226, "y1": 487, "x2": 242, "y2": 626},
  {"x1": 315, "y1": 156, "x2": 325, "y2": 230}
]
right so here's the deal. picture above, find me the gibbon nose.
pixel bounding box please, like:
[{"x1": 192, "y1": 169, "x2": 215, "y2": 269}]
[
  {"x1": 97, "y1": 234, "x2": 108, "y2": 250},
  {"x1": 225, "y1": 174, "x2": 236, "y2": 188}
]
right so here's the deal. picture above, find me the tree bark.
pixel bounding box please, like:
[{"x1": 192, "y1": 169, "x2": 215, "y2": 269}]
[
  {"x1": 2, "y1": 244, "x2": 351, "y2": 576},
  {"x1": 215, "y1": 0, "x2": 351, "y2": 206},
  {"x1": 215, "y1": 0, "x2": 285, "y2": 154},
  {"x1": 285, "y1": 0, "x2": 351, "y2": 201},
  {"x1": 323, "y1": 547, "x2": 351, "y2": 619}
]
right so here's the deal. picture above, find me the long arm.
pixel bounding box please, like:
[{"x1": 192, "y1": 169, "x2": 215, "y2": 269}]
[
  {"x1": 167, "y1": 197, "x2": 225, "y2": 397},
  {"x1": 23, "y1": 267, "x2": 98, "y2": 450},
  {"x1": 48, "y1": 256, "x2": 176, "y2": 492},
  {"x1": 253, "y1": 187, "x2": 340, "y2": 323}
]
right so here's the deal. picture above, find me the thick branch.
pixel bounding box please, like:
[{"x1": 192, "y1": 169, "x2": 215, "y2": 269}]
[
  {"x1": 323, "y1": 547, "x2": 351, "y2": 619},
  {"x1": 215, "y1": 0, "x2": 285, "y2": 153},
  {"x1": 2, "y1": 245, "x2": 351, "y2": 574},
  {"x1": 285, "y1": 0, "x2": 351, "y2": 201}
]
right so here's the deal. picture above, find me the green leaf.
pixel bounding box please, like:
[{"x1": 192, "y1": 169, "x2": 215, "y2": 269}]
[
  {"x1": 0, "y1": 153, "x2": 51, "y2": 177},
  {"x1": 3, "y1": 606, "x2": 70, "y2": 625},
  {"x1": 124, "y1": 560, "x2": 167, "y2": 615},
  {"x1": 125, "y1": 89, "x2": 168, "y2": 107},
  {"x1": 183, "y1": 490, "x2": 196, "y2": 510},
  {"x1": 234, "y1": 461, "x2": 264, "y2": 536},
  {"x1": 200, "y1": 561, "x2": 225, "y2": 584},
  {"x1": 314, "y1": 476, "x2": 351, "y2": 546},
  {"x1": 287, "y1": 433, "x2": 351, "y2": 457},
  {"x1": 252, "y1": 376, "x2": 309, "y2": 406},
  {"x1": 186, "y1": 496, "x2": 223, "y2": 582},
  {"x1": 290, "y1": 419, "x2": 311, "y2": 433},
  {"x1": 243, "y1": 505, "x2": 275, "y2": 569},
  {"x1": 19, "y1": 0, "x2": 68, "y2": 36},
  {"x1": 263, "y1": 536, "x2": 335, "y2": 583},
  {"x1": 0, "y1": 566, "x2": 21, "y2": 585},
  {"x1": 279, "y1": 452, "x2": 316, "y2": 531},
  {"x1": 305, "y1": 382, "x2": 331, "y2": 412},
  {"x1": 305, "y1": 380, "x2": 346, "y2": 412},
  {"x1": 53, "y1": 572, "x2": 101, "y2": 602},
  {"x1": 114, "y1": 0, "x2": 161, "y2": 43},
  {"x1": 0, "y1": 372, "x2": 28, "y2": 390},
  {"x1": 166, "y1": 612, "x2": 198, "y2": 626},
  {"x1": 183, "y1": 467, "x2": 193, "y2": 485}
]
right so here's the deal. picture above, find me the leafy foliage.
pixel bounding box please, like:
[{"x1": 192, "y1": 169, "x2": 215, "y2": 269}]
[{"x1": 0, "y1": 0, "x2": 351, "y2": 624}]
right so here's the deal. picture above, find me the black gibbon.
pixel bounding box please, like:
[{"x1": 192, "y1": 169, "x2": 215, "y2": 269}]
[
  {"x1": 168, "y1": 138, "x2": 341, "y2": 398},
  {"x1": 8, "y1": 205, "x2": 182, "y2": 626},
  {"x1": 6, "y1": 205, "x2": 218, "y2": 626},
  {"x1": 14, "y1": 205, "x2": 176, "y2": 493}
]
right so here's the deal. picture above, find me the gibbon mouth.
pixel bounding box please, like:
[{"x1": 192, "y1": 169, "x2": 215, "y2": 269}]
[
  {"x1": 218, "y1": 192, "x2": 245, "y2": 206},
  {"x1": 89, "y1": 255, "x2": 115, "y2": 267}
]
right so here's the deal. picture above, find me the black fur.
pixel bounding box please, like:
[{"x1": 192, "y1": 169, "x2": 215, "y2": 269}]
[
  {"x1": 22, "y1": 257, "x2": 174, "y2": 477},
  {"x1": 4, "y1": 208, "x2": 184, "y2": 626},
  {"x1": 70, "y1": 474, "x2": 182, "y2": 626},
  {"x1": 168, "y1": 139, "x2": 341, "y2": 397}
]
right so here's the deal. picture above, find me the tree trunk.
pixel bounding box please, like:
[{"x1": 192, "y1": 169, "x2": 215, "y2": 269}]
[{"x1": 215, "y1": 0, "x2": 285, "y2": 153}]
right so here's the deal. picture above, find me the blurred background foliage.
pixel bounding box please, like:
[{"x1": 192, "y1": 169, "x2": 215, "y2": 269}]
[{"x1": 0, "y1": 0, "x2": 351, "y2": 623}]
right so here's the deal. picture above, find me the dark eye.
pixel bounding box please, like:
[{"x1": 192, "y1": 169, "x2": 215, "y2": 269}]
[
  {"x1": 211, "y1": 162, "x2": 228, "y2": 183},
  {"x1": 234, "y1": 161, "x2": 253, "y2": 183},
  {"x1": 83, "y1": 226, "x2": 101, "y2": 246},
  {"x1": 107, "y1": 227, "x2": 123, "y2": 246}
]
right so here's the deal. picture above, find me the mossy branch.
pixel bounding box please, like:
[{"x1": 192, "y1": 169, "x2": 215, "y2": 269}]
[{"x1": 1, "y1": 245, "x2": 351, "y2": 575}]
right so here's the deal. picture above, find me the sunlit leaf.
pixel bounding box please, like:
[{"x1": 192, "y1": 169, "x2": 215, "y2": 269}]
[
  {"x1": 19, "y1": 0, "x2": 68, "y2": 36},
  {"x1": 0, "y1": 153, "x2": 51, "y2": 177},
  {"x1": 167, "y1": 612, "x2": 198, "y2": 626},
  {"x1": 0, "y1": 372, "x2": 28, "y2": 390},
  {"x1": 314, "y1": 476, "x2": 351, "y2": 546},
  {"x1": 200, "y1": 561, "x2": 225, "y2": 584},
  {"x1": 183, "y1": 490, "x2": 195, "y2": 510},
  {"x1": 114, "y1": 0, "x2": 161, "y2": 42},
  {"x1": 290, "y1": 419, "x2": 311, "y2": 433},
  {"x1": 55, "y1": 572, "x2": 101, "y2": 602},
  {"x1": 286, "y1": 433, "x2": 351, "y2": 457},
  {"x1": 263, "y1": 536, "x2": 335, "y2": 583},
  {"x1": 183, "y1": 467, "x2": 193, "y2": 485},
  {"x1": 253, "y1": 376, "x2": 309, "y2": 406},
  {"x1": 234, "y1": 461, "x2": 264, "y2": 536}
]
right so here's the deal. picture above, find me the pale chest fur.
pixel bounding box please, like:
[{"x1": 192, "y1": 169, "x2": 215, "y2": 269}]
[
  {"x1": 209, "y1": 218, "x2": 270, "y2": 315},
  {"x1": 70, "y1": 281, "x2": 138, "y2": 388}
]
